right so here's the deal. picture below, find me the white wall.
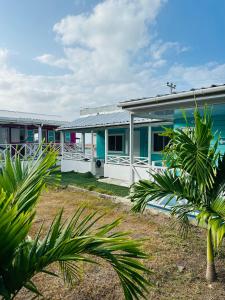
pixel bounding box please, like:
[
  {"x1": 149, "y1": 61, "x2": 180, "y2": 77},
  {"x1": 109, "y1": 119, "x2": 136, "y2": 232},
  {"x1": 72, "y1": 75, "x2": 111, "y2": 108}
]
[
  {"x1": 104, "y1": 163, "x2": 150, "y2": 182},
  {"x1": 61, "y1": 159, "x2": 92, "y2": 173}
]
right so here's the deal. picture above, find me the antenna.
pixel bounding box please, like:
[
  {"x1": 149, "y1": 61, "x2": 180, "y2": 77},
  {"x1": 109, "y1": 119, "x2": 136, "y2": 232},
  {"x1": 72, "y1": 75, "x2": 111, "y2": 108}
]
[{"x1": 167, "y1": 82, "x2": 176, "y2": 93}]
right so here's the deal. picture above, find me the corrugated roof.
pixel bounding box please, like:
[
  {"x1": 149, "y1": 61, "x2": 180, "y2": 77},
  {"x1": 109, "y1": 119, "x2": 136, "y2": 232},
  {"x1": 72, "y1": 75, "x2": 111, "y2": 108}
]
[
  {"x1": 119, "y1": 83, "x2": 225, "y2": 106},
  {"x1": 59, "y1": 111, "x2": 154, "y2": 130},
  {"x1": 0, "y1": 110, "x2": 67, "y2": 126}
]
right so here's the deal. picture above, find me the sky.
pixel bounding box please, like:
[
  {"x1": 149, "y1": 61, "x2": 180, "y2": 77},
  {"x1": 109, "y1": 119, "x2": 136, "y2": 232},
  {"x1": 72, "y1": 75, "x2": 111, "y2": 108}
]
[{"x1": 0, "y1": 0, "x2": 225, "y2": 120}]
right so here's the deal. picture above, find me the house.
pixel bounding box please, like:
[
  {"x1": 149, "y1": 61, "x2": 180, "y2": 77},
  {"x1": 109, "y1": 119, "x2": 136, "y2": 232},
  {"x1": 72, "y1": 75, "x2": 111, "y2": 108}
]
[
  {"x1": 0, "y1": 109, "x2": 77, "y2": 160},
  {"x1": 59, "y1": 105, "x2": 172, "y2": 182},
  {"x1": 59, "y1": 84, "x2": 225, "y2": 185}
]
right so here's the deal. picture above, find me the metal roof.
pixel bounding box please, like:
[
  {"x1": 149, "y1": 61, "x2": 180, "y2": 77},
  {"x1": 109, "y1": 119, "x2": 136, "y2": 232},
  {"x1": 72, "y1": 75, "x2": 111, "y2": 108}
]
[
  {"x1": 118, "y1": 84, "x2": 225, "y2": 111},
  {"x1": 0, "y1": 110, "x2": 67, "y2": 126},
  {"x1": 59, "y1": 111, "x2": 159, "y2": 131}
]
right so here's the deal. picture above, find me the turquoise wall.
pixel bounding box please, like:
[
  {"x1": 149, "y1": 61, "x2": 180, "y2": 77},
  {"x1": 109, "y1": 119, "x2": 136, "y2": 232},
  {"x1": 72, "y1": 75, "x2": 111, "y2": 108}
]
[
  {"x1": 140, "y1": 127, "x2": 148, "y2": 157},
  {"x1": 96, "y1": 125, "x2": 172, "y2": 162},
  {"x1": 174, "y1": 110, "x2": 225, "y2": 154},
  {"x1": 96, "y1": 131, "x2": 105, "y2": 159},
  {"x1": 96, "y1": 128, "x2": 127, "y2": 159}
]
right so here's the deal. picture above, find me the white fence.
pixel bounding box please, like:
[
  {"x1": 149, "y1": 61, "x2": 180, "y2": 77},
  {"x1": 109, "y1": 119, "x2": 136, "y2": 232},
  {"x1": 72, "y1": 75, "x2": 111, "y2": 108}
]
[
  {"x1": 106, "y1": 154, "x2": 165, "y2": 168},
  {"x1": 0, "y1": 143, "x2": 79, "y2": 161}
]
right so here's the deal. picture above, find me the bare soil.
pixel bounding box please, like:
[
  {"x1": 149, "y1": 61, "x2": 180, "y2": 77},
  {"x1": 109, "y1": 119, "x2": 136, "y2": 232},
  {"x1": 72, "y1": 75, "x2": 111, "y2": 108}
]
[{"x1": 16, "y1": 188, "x2": 225, "y2": 300}]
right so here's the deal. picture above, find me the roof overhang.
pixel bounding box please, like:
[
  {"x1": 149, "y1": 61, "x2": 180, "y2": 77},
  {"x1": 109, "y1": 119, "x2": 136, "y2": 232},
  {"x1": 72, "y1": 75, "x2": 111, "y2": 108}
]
[
  {"x1": 58, "y1": 119, "x2": 172, "y2": 132},
  {"x1": 118, "y1": 85, "x2": 225, "y2": 114}
]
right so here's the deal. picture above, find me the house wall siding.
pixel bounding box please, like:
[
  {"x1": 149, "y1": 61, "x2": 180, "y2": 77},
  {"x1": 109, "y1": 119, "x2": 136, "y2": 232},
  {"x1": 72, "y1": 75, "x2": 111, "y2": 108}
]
[
  {"x1": 96, "y1": 125, "x2": 172, "y2": 162},
  {"x1": 174, "y1": 113, "x2": 225, "y2": 154}
]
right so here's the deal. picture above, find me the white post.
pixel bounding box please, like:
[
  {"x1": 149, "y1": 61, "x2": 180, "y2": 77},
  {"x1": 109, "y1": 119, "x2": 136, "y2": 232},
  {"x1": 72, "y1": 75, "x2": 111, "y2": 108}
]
[
  {"x1": 38, "y1": 125, "x2": 42, "y2": 145},
  {"x1": 129, "y1": 113, "x2": 134, "y2": 184},
  {"x1": 125, "y1": 128, "x2": 129, "y2": 155},
  {"x1": 105, "y1": 128, "x2": 108, "y2": 164},
  {"x1": 91, "y1": 130, "x2": 95, "y2": 175},
  {"x1": 91, "y1": 131, "x2": 94, "y2": 160},
  {"x1": 148, "y1": 126, "x2": 152, "y2": 165},
  {"x1": 24, "y1": 125, "x2": 28, "y2": 158},
  {"x1": 60, "y1": 131, "x2": 64, "y2": 157},
  {"x1": 81, "y1": 132, "x2": 85, "y2": 153}
]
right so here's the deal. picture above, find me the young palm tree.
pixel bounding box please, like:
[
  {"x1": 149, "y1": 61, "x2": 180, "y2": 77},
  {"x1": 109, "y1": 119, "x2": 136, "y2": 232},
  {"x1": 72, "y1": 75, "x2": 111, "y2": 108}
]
[
  {"x1": 0, "y1": 148, "x2": 150, "y2": 300},
  {"x1": 130, "y1": 107, "x2": 225, "y2": 282}
]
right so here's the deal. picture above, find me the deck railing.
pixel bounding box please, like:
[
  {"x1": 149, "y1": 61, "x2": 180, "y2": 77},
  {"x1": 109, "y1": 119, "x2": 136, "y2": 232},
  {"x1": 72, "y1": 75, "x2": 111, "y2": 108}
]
[
  {"x1": 0, "y1": 143, "x2": 80, "y2": 161},
  {"x1": 106, "y1": 154, "x2": 166, "y2": 171},
  {"x1": 62, "y1": 151, "x2": 92, "y2": 161}
]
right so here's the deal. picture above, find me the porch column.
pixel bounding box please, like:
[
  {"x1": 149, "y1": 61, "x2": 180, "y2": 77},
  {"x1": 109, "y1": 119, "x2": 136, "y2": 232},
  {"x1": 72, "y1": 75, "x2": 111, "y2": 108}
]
[
  {"x1": 60, "y1": 131, "x2": 64, "y2": 156},
  {"x1": 38, "y1": 125, "x2": 42, "y2": 145},
  {"x1": 91, "y1": 130, "x2": 95, "y2": 175},
  {"x1": 81, "y1": 132, "x2": 85, "y2": 153},
  {"x1": 91, "y1": 130, "x2": 94, "y2": 160},
  {"x1": 129, "y1": 113, "x2": 134, "y2": 184},
  {"x1": 105, "y1": 128, "x2": 108, "y2": 164},
  {"x1": 148, "y1": 126, "x2": 152, "y2": 165}
]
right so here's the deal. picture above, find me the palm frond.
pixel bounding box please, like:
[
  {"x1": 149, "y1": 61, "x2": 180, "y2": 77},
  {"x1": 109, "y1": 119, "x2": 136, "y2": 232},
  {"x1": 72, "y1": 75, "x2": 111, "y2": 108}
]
[
  {"x1": 3, "y1": 208, "x2": 150, "y2": 300},
  {"x1": 0, "y1": 147, "x2": 60, "y2": 213},
  {"x1": 0, "y1": 191, "x2": 33, "y2": 270},
  {"x1": 130, "y1": 169, "x2": 199, "y2": 213},
  {"x1": 163, "y1": 107, "x2": 217, "y2": 191}
]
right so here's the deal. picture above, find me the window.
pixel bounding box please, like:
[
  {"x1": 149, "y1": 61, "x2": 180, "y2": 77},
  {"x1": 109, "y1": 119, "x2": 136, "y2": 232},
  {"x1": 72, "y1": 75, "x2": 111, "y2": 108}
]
[
  {"x1": 27, "y1": 130, "x2": 34, "y2": 142},
  {"x1": 0, "y1": 128, "x2": 9, "y2": 144},
  {"x1": 152, "y1": 132, "x2": 170, "y2": 152},
  {"x1": 64, "y1": 131, "x2": 71, "y2": 143},
  {"x1": 20, "y1": 129, "x2": 26, "y2": 142},
  {"x1": 108, "y1": 135, "x2": 123, "y2": 152},
  {"x1": 48, "y1": 130, "x2": 55, "y2": 142},
  {"x1": 55, "y1": 131, "x2": 60, "y2": 143}
]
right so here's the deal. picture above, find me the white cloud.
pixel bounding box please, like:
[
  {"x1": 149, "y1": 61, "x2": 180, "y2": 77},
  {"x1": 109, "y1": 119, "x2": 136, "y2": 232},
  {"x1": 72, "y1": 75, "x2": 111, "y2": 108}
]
[
  {"x1": 0, "y1": 0, "x2": 224, "y2": 121},
  {"x1": 150, "y1": 40, "x2": 188, "y2": 61},
  {"x1": 0, "y1": 48, "x2": 10, "y2": 68},
  {"x1": 34, "y1": 54, "x2": 68, "y2": 69}
]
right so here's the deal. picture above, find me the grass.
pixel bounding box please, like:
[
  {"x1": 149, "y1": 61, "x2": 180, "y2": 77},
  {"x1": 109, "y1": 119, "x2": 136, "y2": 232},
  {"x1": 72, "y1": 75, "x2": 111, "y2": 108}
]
[
  {"x1": 16, "y1": 188, "x2": 225, "y2": 300},
  {"x1": 59, "y1": 171, "x2": 129, "y2": 197}
]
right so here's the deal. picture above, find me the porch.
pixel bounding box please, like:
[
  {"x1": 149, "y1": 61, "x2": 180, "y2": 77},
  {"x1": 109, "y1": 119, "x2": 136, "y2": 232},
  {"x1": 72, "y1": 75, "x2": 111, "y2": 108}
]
[{"x1": 60, "y1": 121, "x2": 170, "y2": 183}]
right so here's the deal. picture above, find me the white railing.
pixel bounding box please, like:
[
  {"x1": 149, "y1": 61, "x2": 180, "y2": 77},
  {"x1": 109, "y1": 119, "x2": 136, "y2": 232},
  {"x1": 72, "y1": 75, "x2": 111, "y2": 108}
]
[
  {"x1": 107, "y1": 155, "x2": 130, "y2": 165},
  {"x1": 63, "y1": 151, "x2": 92, "y2": 161},
  {"x1": 0, "y1": 143, "x2": 65, "y2": 161},
  {"x1": 134, "y1": 156, "x2": 149, "y2": 166},
  {"x1": 63, "y1": 143, "x2": 82, "y2": 153},
  {"x1": 107, "y1": 155, "x2": 149, "y2": 166},
  {"x1": 106, "y1": 154, "x2": 167, "y2": 171}
]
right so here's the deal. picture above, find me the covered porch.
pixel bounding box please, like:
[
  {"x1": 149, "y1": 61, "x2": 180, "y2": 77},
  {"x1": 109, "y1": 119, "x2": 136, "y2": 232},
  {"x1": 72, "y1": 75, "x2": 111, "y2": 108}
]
[
  {"x1": 59, "y1": 106, "x2": 171, "y2": 183},
  {"x1": 0, "y1": 109, "x2": 77, "y2": 161}
]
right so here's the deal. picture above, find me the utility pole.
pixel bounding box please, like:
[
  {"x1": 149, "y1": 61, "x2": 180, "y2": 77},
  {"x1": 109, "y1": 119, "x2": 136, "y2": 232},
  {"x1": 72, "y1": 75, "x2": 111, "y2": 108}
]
[{"x1": 167, "y1": 82, "x2": 176, "y2": 94}]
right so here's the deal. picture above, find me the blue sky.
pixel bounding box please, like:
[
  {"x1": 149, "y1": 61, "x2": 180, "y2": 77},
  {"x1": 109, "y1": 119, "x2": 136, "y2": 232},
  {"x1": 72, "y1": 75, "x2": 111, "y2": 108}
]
[{"x1": 0, "y1": 0, "x2": 224, "y2": 119}]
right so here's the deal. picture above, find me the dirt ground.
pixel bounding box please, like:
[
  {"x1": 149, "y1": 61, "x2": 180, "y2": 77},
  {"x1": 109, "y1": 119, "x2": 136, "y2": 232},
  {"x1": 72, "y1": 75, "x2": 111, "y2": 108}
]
[{"x1": 16, "y1": 188, "x2": 225, "y2": 300}]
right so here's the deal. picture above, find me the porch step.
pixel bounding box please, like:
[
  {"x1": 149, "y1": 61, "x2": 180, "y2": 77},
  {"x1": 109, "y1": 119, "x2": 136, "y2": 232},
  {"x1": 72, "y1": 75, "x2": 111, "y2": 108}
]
[{"x1": 98, "y1": 177, "x2": 130, "y2": 187}]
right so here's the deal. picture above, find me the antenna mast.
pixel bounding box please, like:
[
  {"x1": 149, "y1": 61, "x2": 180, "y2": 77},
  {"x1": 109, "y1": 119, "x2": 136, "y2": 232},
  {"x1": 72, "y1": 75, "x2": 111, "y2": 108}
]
[{"x1": 167, "y1": 82, "x2": 176, "y2": 94}]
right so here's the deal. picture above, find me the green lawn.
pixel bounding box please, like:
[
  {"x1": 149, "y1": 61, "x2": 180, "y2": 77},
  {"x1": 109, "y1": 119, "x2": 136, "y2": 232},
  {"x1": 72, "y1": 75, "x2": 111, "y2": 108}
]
[{"x1": 59, "y1": 171, "x2": 129, "y2": 197}]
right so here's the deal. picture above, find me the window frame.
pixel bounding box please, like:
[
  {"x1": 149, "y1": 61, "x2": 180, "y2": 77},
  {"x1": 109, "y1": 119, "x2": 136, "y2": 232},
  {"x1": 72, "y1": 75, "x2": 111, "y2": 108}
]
[
  {"x1": 108, "y1": 133, "x2": 124, "y2": 153},
  {"x1": 152, "y1": 131, "x2": 169, "y2": 153}
]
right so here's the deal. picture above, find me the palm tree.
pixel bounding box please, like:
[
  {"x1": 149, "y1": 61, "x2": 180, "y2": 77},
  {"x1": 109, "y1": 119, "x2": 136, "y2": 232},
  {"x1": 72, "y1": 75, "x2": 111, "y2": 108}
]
[
  {"x1": 0, "y1": 148, "x2": 150, "y2": 300},
  {"x1": 130, "y1": 107, "x2": 225, "y2": 283}
]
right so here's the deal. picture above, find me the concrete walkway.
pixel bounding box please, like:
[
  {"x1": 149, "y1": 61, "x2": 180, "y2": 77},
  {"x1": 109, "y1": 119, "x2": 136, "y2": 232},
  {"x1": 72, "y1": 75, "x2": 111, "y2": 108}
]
[{"x1": 97, "y1": 177, "x2": 130, "y2": 187}]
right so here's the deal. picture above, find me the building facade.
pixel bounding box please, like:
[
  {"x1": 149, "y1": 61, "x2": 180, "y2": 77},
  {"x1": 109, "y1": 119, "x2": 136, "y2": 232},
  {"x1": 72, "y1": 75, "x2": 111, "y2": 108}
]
[{"x1": 59, "y1": 84, "x2": 225, "y2": 185}]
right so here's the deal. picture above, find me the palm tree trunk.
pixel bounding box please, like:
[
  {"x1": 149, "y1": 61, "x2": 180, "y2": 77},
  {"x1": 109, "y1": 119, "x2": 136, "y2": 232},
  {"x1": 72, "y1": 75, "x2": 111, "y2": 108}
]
[{"x1": 206, "y1": 228, "x2": 217, "y2": 282}]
